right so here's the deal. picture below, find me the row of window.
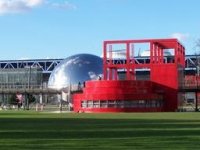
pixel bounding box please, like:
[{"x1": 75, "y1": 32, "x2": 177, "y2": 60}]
[{"x1": 81, "y1": 100, "x2": 163, "y2": 108}]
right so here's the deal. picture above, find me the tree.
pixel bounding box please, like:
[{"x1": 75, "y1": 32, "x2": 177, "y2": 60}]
[
  {"x1": 8, "y1": 94, "x2": 17, "y2": 105},
  {"x1": 196, "y1": 39, "x2": 200, "y2": 48},
  {"x1": 27, "y1": 94, "x2": 36, "y2": 103},
  {"x1": 195, "y1": 39, "x2": 200, "y2": 54},
  {"x1": 24, "y1": 94, "x2": 36, "y2": 110}
]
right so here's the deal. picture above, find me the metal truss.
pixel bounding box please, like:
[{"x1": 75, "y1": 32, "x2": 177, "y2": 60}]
[
  {"x1": 113, "y1": 55, "x2": 200, "y2": 71},
  {"x1": 0, "y1": 55, "x2": 199, "y2": 74},
  {"x1": 0, "y1": 59, "x2": 62, "y2": 73},
  {"x1": 185, "y1": 55, "x2": 200, "y2": 70}
]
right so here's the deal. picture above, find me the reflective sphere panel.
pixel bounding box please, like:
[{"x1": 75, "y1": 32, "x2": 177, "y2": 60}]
[{"x1": 48, "y1": 54, "x2": 103, "y2": 90}]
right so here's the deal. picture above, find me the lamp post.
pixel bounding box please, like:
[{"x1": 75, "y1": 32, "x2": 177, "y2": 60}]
[
  {"x1": 195, "y1": 39, "x2": 200, "y2": 111},
  {"x1": 195, "y1": 55, "x2": 199, "y2": 112}
]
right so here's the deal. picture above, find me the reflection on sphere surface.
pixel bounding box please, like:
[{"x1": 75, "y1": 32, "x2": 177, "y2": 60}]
[{"x1": 48, "y1": 54, "x2": 103, "y2": 90}]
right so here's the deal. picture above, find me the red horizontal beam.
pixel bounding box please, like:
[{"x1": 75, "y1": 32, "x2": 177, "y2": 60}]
[{"x1": 104, "y1": 38, "x2": 179, "y2": 44}]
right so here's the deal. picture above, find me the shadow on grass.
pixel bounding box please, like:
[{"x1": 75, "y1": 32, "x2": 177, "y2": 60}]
[
  {"x1": 1, "y1": 117, "x2": 200, "y2": 139},
  {"x1": 1, "y1": 116, "x2": 200, "y2": 150}
]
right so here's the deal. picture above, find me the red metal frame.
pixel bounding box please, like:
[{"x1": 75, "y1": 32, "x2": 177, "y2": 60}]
[
  {"x1": 103, "y1": 39, "x2": 185, "y2": 81},
  {"x1": 73, "y1": 38, "x2": 185, "y2": 113}
]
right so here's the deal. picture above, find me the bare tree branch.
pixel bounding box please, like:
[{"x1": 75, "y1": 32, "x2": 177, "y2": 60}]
[{"x1": 196, "y1": 39, "x2": 200, "y2": 48}]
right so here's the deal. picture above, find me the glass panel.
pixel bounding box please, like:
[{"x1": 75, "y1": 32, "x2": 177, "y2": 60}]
[
  {"x1": 100, "y1": 101, "x2": 107, "y2": 108},
  {"x1": 93, "y1": 100, "x2": 100, "y2": 108},
  {"x1": 81, "y1": 100, "x2": 87, "y2": 108},
  {"x1": 108, "y1": 100, "x2": 116, "y2": 108},
  {"x1": 87, "y1": 100, "x2": 93, "y2": 108}
]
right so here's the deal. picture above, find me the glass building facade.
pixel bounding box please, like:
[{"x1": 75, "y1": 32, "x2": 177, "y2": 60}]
[
  {"x1": 0, "y1": 67, "x2": 42, "y2": 89},
  {"x1": 0, "y1": 67, "x2": 43, "y2": 105}
]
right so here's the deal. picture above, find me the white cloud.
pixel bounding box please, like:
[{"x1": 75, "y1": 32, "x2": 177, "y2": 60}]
[
  {"x1": 88, "y1": 71, "x2": 97, "y2": 80},
  {"x1": 0, "y1": 0, "x2": 76, "y2": 15},
  {"x1": 0, "y1": 0, "x2": 44, "y2": 14},
  {"x1": 51, "y1": 1, "x2": 77, "y2": 10},
  {"x1": 170, "y1": 33, "x2": 189, "y2": 41},
  {"x1": 26, "y1": 0, "x2": 44, "y2": 7}
]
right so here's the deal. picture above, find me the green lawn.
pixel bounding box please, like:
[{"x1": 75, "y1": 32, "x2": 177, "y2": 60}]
[{"x1": 0, "y1": 111, "x2": 200, "y2": 150}]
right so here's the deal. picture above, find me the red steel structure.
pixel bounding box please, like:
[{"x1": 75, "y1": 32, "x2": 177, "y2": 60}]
[{"x1": 73, "y1": 39, "x2": 185, "y2": 112}]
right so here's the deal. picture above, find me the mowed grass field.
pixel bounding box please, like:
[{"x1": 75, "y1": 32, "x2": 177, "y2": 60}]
[{"x1": 0, "y1": 112, "x2": 200, "y2": 150}]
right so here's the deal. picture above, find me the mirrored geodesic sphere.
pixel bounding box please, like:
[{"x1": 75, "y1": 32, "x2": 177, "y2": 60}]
[{"x1": 48, "y1": 54, "x2": 103, "y2": 90}]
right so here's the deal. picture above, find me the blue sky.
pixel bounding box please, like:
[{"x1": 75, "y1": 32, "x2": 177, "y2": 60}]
[{"x1": 0, "y1": 0, "x2": 200, "y2": 60}]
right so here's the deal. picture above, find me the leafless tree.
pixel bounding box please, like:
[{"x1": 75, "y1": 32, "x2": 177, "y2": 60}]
[
  {"x1": 196, "y1": 39, "x2": 200, "y2": 52},
  {"x1": 195, "y1": 39, "x2": 200, "y2": 69}
]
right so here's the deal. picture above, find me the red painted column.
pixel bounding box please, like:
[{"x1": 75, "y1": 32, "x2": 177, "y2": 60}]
[
  {"x1": 175, "y1": 43, "x2": 178, "y2": 64},
  {"x1": 103, "y1": 42, "x2": 107, "y2": 80},
  {"x1": 109, "y1": 45, "x2": 112, "y2": 65},
  {"x1": 155, "y1": 44, "x2": 158, "y2": 64},
  {"x1": 150, "y1": 42, "x2": 154, "y2": 64},
  {"x1": 160, "y1": 46, "x2": 163, "y2": 64},
  {"x1": 126, "y1": 42, "x2": 131, "y2": 80},
  {"x1": 130, "y1": 43, "x2": 135, "y2": 80}
]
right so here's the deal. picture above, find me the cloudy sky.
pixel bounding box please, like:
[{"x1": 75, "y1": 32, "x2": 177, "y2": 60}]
[{"x1": 0, "y1": 0, "x2": 200, "y2": 60}]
